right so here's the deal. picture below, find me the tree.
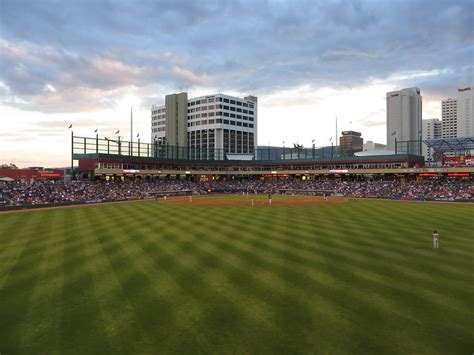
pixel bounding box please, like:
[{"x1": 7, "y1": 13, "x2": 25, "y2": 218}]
[{"x1": 0, "y1": 163, "x2": 18, "y2": 169}]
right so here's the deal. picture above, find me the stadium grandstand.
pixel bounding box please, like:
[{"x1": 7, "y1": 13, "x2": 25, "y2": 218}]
[{"x1": 1, "y1": 135, "x2": 473, "y2": 209}]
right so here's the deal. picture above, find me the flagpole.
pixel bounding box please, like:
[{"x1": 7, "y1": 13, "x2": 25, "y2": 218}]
[
  {"x1": 130, "y1": 107, "x2": 133, "y2": 144},
  {"x1": 71, "y1": 129, "x2": 74, "y2": 179}
]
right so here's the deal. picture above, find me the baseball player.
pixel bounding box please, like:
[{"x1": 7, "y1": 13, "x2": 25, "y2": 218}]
[{"x1": 432, "y1": 230, "x2": 440, "y2": 249}]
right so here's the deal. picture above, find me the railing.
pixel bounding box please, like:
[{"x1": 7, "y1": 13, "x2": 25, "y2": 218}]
[{"x1": 72, "y1": 135, "x2": 343, "y2": 161}]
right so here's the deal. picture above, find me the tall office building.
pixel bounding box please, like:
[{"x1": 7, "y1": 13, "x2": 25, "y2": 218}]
[
  {"x1": 442, "y1": 87, "x2": 474, "y2": 139},
  {"x1": 442, "y1": 97, "x2": 457, "y2": 138},
  {"x1": 152, "y1": 93, "x2": 257, "y2": 159},
  {"x1": 422, "y1": 118, "x2": 441, "y2": 162},
  {"x1": 386, "y1": 87, "x2": 422, "y2": 153},
  {"x1": 456, "y1": 87, "x2": 473, "y2": 138},
  {"x1": 164, "y1": 92, "x2": 188, "y2": 147},
  {"x1": 339, "y1": 131, "x2": 363, "y2": 156}
]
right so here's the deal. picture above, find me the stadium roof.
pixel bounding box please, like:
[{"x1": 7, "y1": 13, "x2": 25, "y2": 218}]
[{"x1": 423, "y1": 137, "x2": 474, "y2": 152}]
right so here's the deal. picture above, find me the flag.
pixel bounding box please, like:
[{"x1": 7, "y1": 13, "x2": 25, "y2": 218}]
[
  {"x1": 137, "y1": 133, "x2": 140, "y2": 138},
  {"x1": 68, "y1": 124, "x2": 72, "y2": 129},
  {"x1": 115, "y1": 130, "x2": 120, "y2": 134},
  {"x1": 391, "y1": 131, "x2": 396, "y2": 136},
  {"x1": 329, "y1": 137, "x2": 332, "y2": 141},
  {"x1": 94, "y1": 129, "x2": 98, "y2": 133}
]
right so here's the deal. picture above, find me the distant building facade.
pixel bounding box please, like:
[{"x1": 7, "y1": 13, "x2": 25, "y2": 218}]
[
  {"x1": 363, "y1": 141, "x2": 386, "y2": 152},
  {"x1": 386, "y1": 87, "x2": 422, "y2": 154},
  {"x1": 422, "y1": 118, "x2": 442, "y2": 162},
  {"x1": 456, "y1": 87, "x2": 474, "y2": 138},
  {"x1": 442, "y1": 97, "x2": 457, "y2": 138},
  {"x1": 152, "y1": 93, "x2": 257, "y2": 159},
  {"x1": 339, "y1": 131, "x2": 363, "y2": 156},
  {"x1": 442, "y1": 87, "x2": 474, "y2": 138}
]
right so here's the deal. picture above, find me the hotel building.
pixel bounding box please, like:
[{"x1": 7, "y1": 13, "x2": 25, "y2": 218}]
[{"x1": 152, "y1": 93, "x2": 257, "y2": 159}]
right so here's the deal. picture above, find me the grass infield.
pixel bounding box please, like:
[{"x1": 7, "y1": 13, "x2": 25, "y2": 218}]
[{"x1": 0, "y1": 196, "x2": 473, "y2": 354}]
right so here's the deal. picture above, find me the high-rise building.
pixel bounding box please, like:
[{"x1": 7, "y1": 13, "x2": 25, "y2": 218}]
[
  {"x1": 386, "y1": 87, "x2": 422, "y2": 153},
  {"x1": 339, "y1": 131, "x2": 363, "y2": 156},
  {"x1": 442, "y1": 97, "x2": 457, "y2": 138},
  {"x1": 164, "y1": 92, "x2": 188, "y2": 147},
  {"x1": 152, "y1": 93, "x2": 257, "y2": 159},
  {"x1": 422, "y1": 118, "x2": 441, "y2": 162},
  {"x1": 456, "y1": 87, "x2": 473, "y2": 138}
]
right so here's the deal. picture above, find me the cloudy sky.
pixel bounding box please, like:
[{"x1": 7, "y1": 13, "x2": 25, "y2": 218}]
[{"x1": 0, "y1": 0, "x2": 473, "y2": 167}]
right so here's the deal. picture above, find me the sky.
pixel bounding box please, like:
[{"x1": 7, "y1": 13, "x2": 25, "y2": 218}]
[{"x1": 0, "y1": 0, "x2": 473, "y2": 167}]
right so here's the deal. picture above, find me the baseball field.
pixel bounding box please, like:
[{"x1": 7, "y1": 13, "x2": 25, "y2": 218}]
[{"x1": 0, "y1": 195, "x2": 473, "y2": 354}]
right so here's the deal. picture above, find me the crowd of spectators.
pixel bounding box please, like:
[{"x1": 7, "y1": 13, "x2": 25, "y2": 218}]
[
  {"x1": 0, "y1": 178, "x2": 472, "y2": 207},
  {"x1": 203, "y1": 179, "x2": 473, "y2": 200},
  {"x1": 0, "y1": 180, "x2": 203, "y2": 206}
]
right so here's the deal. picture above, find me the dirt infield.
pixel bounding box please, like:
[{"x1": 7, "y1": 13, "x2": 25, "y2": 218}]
[{"x1": 161, "y1": 195, "x2": 349, "y2": 207}]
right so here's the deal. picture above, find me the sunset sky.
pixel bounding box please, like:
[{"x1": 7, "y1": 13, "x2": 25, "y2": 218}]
[{"x1": 0, "y1": 0, "x2": 472, "y2": 167}]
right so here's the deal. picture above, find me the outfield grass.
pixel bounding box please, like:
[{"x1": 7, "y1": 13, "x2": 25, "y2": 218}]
[{"x1": 0, "y1": 197, "x2": 473, "y2": 354}]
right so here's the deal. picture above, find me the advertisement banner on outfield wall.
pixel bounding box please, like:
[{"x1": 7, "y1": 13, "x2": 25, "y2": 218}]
[{"x1": 443, "y1": 156, "x2": 474, "y2": 166}]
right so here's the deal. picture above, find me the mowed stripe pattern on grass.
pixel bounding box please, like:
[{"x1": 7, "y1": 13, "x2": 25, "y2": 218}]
[{"x1": 0, "y1": 199, "x2": 473, "y2": 354}]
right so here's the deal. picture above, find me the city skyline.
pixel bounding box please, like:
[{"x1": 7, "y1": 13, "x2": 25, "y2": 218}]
[{"x1": 0, "y1": 0, "x2": 473, "y2": 167}]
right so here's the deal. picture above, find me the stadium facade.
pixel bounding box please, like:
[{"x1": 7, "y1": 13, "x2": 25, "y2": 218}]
[{"x1": 72, "y1": 135, "x2": 473, "y2": 182}]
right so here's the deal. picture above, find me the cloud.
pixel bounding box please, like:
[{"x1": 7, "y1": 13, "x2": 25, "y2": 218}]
[{"x1": 0, "y1": 0, "x2": 472, "y2": 115}]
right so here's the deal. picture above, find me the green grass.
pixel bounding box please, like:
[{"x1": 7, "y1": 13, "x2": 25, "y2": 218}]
[{"x1": 0, "y1": 197, "x2": 473, "y2": 354}]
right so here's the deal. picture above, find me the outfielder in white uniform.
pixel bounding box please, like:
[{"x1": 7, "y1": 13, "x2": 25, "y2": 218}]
[{"x1": 432, "y1": 230, "x2": 440, "y2": 249}]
